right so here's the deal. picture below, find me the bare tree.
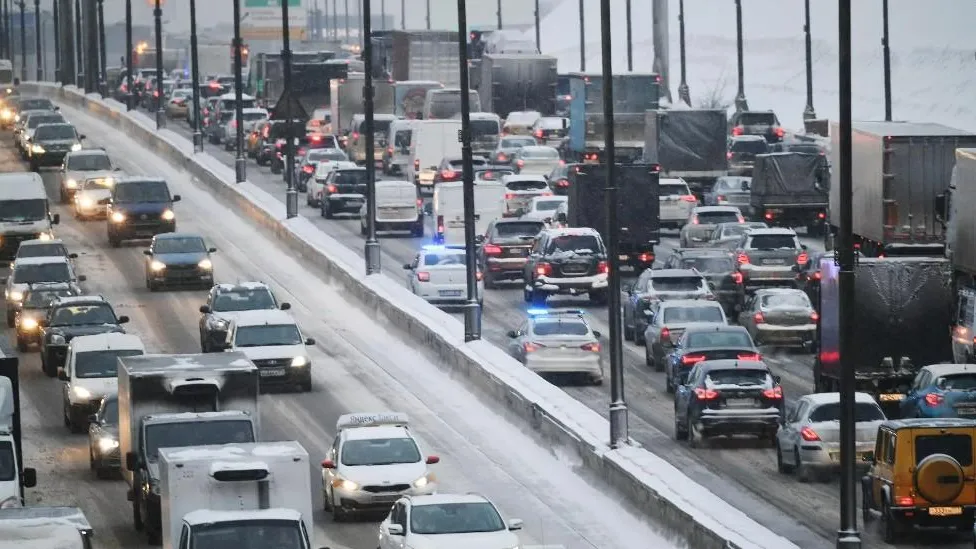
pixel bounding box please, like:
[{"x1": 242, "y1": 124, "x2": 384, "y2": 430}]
[{"x1": 696, "y1": 71, "x2": 733, "y2": 110}]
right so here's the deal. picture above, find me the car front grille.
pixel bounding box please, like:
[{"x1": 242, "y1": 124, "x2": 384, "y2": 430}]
[
  {"x1": 253, "y1": 358, "x2": 291, "y2": 369},
  {"x1": 362, "y1": 484, "x2": 410, "y2": 493}
]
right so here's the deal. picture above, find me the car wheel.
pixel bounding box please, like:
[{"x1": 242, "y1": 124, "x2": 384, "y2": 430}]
[
  {"x1": 323, "y1": 202, "x2": 334, "y2": 219},
  {"x1": 795, "y1": 448, "x2": 813, "y2": 483},
  {"x1": 332, "y1": 502, "x2": 346, "y2": 522},
  {"x1": 623, "y1": 321, "x2": 634, "y2": 341},
  {"x1": 776, "y1": 442, "x2": 794, "y2": 473},
  {"x1": 665, "y1": 367, "x2": 674, "y2": 394},
  {"x1": 299, "y1": 378, "x2": 312, "y2": 392},
  {"x1": 673, "y1": 412, "x2": 688, "y2": 441},
  {"x1": 686, "y1": 417, "x2": 701, "y2": 448},
  {"x1": 634, "y1": 327, "x2": 646, "y2": 346},
  {"x1": 590, "y1": 290, "x2": 608, "y2": 305},
  {"x1": 523, "y1": 286, "x2": 533, "y2": 303},
  {"x1": 881, "y1": 501, "x2": 903, "y2": 544},
  {"x1": 16, "y1": 337, "x2": 27, "y2": 353},
  {"x1": 861, "y1": 484, "x2": 874, "y2": 523},
  {"x1": 132, "y1": 498, "x2": 144, "y2": 530}
]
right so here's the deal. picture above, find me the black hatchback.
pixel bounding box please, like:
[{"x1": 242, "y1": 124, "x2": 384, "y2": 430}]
[{"x1": 665, "y1": 324, "x2": 760, "y2": 392}]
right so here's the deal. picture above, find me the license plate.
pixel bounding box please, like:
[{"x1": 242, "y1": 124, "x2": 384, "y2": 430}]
[
  {"x1": 511, "y1": 248, "x2": 528, "y2": 256},
  {"x1": 619, "y1": 255, "x2": 629, "y2": 260},
  {"x1": 929, "y1": 506, "x2": 963, "y2": 516},
  {"x1": 763, "y1": 259, "x2": 786, "y2": 265},
  {"x1": 878, "y1": 393, "x2": 905, "y2": 402},
  {"x1": 725, "y1": 398, "x2": 755, "y2": 407},
  {"x1": 259, "y1": 368, "x2": 286, "y2": 377},
  {"x1": 439, "y1": 290, "x2": 462, "y2": 297}
]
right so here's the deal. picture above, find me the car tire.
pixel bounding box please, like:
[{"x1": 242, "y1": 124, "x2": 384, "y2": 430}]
[
  {"x1": 861, "y1": 484, "x2": 874, "y2": 523},
  {"x1": 332, "y1": 503, "x2": 346, "y2": 523},
  {"x1": 674, "y1": 413, "x2": 688, "y2": 441},
  {"x1": 795, "y1": 448, "x2": 813, "y2": 483},
  {"x1": 411, "y1": 224, "x2": 424, "y2": 238},
  {"x1": 623, "y1": 322, "x2": 634, "y2": 341},
  {"x1": 686, "y1": 417, "x2": 701, "y2": 448},
  {"x1": 634, "y1": 327, "x2": 646, "y2": 346},
  {"x1": 132, "y1": 498, "x2": 144, "y2": 531},
  {"x1": 483, "y1": 273, "x2": 496, "y2": 290},
  {"x1": 323, "y1": 202, "x2": 334, "y2": 219},
  {"x1": 299, "y1": 378, "x2": 312, "y2": 392},
  {"x1": 881, "y1": 501, "x2": 903, "y2": 544},
  {"x1": 109, "y1": 234, "x2": 121, "y2": 248},
  {"x1": 271, "y1": 163, "x2": 281, "y2": 175}
]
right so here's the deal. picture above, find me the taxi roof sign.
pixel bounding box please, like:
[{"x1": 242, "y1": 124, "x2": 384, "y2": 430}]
[{"x1": 336, "y1": 412, "x2": 410, "y2": 431}]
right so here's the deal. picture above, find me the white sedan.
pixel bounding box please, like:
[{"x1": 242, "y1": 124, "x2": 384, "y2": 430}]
[
  {"x1": 521, "y1": 195, "x2": 567, "y2": 222},
  {"x1": 73, "y1": 175, "x2": 116, "y2": 220},
  {"x1": 403, "y1": 245, "x2": 483, "y2": 306},
  {"x1": 378, "y1": 493, "x2": 523, "y2": 549}
]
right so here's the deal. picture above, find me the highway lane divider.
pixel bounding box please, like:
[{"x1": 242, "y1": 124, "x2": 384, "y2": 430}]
[{"x1": 23, "y1": 81, "x2": 801, "y2": 549}]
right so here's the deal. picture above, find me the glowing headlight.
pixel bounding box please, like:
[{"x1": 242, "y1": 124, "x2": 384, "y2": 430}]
[
  {"x1": 290, "y1": 356, "x2": 308, "y2": 367},
  {"x1": 161, "y1": 209, "x2": 175, "y2": 221},
  {"x1": 211, "y1": 318, "x2": 229, "y2": 329},
  {"x1": 8, "y1": 291, "x2": 22, "y2": 302},
  {"x1": 1, "y1": 109, "x2": 11, "y2": 119},
  {"x1": 97, "y1": 437, "x2": 119, "y2": 452},
  {"x1": 14, "y1": 114, "x2": 20, "y2": 122},
  {"x1": 30, "y1": 144, "x2": 44, "y2": 154},
  {"x1": 50, "y1": 334, "x2": 66, "y2": 345},
  {"x1": 110, "y1": 211, "x2": 126, "y2": 223},
  {"x1": 77, "y1": 196, "x2": 94, "y2": 209},
  {"x1": 334, "y1": 478, "x2": 359, "y2": 491},
  {"x1": 65, "y1": 178, "x2": 78, "y2": 189},
  {"x1": 19, "y1": 317, "x2": 37, "y2": 331},
  {"x1": 197, "y1": 258, "x2": 212, "y2": 270},
  {"x1": 413, "y1": 474, "x2": 435, "y2": 488},
  {"x1": 71, "y1": 386, "x2": 92, "y2": 399},
  {"x1": 71, "y1": 143, "x2": 82, "y2": 151},
  {"x1": 0, "y1": 496, "x2": 20, "y2": 509},
  {"x1": 150, "y1": 260, "x2": 166, "y2": 272},
  {"x1": 38, "y1": 232, "x2": 52, "y2": 241}
]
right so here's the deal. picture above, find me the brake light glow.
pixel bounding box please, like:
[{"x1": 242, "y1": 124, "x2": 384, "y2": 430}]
[
  {"x1": 556, "y1": 179, "x2": 569, "y2": 188},
  {"x1": 153, "y1": 90, "x2": 159, "y2": 97},
  {"x1": 762, "y1": 386, "x2": 783, "y2": 399},
  {"x1": 660, "y1": 326, "x2": 670, "y2": 341},
  {"x1": 737, "y1": 253, "x2": 750, "y2": 265},
  {"x1": 680, "y1": 195, "x2": 697, "y2": 203},
  {"x1": 731, "y1": 272, "x2": 743, "y2": 284},
  {"x1": 812, "y1": 271, "x2": 821, "y2": 280},
  {"x1": 716, "y1": 195, "x2": 726, "y2": 202},
  {"x1": 417, "y1": 272, "x2": 430, "y2": 282},
  {"x1": 262, "y1": 126, "x2": 270, "y2": 137},
  {"x1": 327, "y1": 184, "x2": 337, "y2": 193},
  {"x1": 681, "y1": 354, "x2": 706, "y2": 365},
  {"x1": 230, "y1": 120, "x2": 237, "y2": 128},
  {"x1": 352, "y1": 131, "x2": 360, "y2": 141},
  {"x1": 302, "y1": 165, "x2": 314, "y2": 174},
  {"x1": 483, "y1": 244, "x2": 502, "y2": 255},
  {"x1": 208, "y1": 81, "x2": 221, "y2": 89},
  {"x1": 738, "y1": 352, "x2": 762, "y2": 361},
  {"x1": 638, "y1": 253, "x2": 653, "y2": 263},
  {"x1": 797, "y1": 252, "x2": 809, "y2": 265},
  {"x1": 535, "y1": 262, "x2": 552, "y2": 276},
  {"x1": 436, "y1": 215, "x2": 444, "y2": 234},
  {"x1": 414, "y1": 158, "x2": 420, "y2": 170},
  {"x1": 732, "y1": 126, "x2": 744, "y2": 136},
  {"x1": 925, "y1": 393, "x2": 943, "y2": 406},
  {"x1": 774, "y1": 127, "x2": 785, "y2": 137},
  {"x1": 817, "y1": 211, "x2": 826, "y2": 219},
  {"x1": 416, "y1": 198, "x2": 423, "y2": 207},
  {"x1": 691, "y1": 216, "x2": 699, "y2": 225},
  {"x1": 534, "y1": 129, "x2": 543, "y2": 138},
  {"x1": 810, "y1": 311, "x2": 819, "y2": 322},
  {"x1": 894, "y1": 496, "x2": 914, "y2": 507},
  {"x1": 524, "y1": 341, "x2": 545, "y2": 353},
  {"x1": 440, "y1": 169, "x2": 456, "y2": 180},
  {"x1": 504, "y1": 193, "x2": 515, "y2": 200},
  {"x1": 310, "y1": 135, "x2": 322, "y2": 142},
  {"x1": 800, "y1": 427, "x2": 820, "y2": 441},
  {"x1": 476, "y1": 271, "x2": 483, "y2": 281},
  {"x1": 580, "y1": 342, "x2": 600, "y2": 352},
  {"x1": 297, "y1": 148, "x2": 307, "y2": 156},
  {"x1": 694, "y1": 387, "x2": 719, "y2": 400},
  {"x1": 726, "y1": 152, "x2": 733, "y2": 159},
  {"x1": 516, "y1": 159, "x2": 525, "y2": 168},
  {"x1": 387, "y1": 147, "x2": 393, "y2": 155},
  {"x1": 497, "y1": 152, "x2": 508, "y2": 161},
  {"x1": 597, "y1": 261, "x2": 609, "y2": 274},
  {"x1": 559, "y1": 159, "x2": 566, "y2": 166}
]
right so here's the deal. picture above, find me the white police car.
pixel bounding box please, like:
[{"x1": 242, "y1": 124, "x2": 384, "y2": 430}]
[
  {"x1": 403, "y1": 245, "x2": 484, "y2": 306},
  {"x1": 320, "y1": 413, "x2": 439, "y2": 521},
  {"x1": 507, "y1": 308, "x2": 604, "y2": 385}
]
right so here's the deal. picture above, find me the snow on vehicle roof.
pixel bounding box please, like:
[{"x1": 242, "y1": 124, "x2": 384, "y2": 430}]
[
  {"x1": 546, "y1": 227, "x2": 599, "y2": 237},
  {"x1": 0, "y1": 523, "x2": 83, "y2": 548},
  {"x1": 183, "y1": 508, "x2": 302, "y2": 527},
  {"x1": 209, "y1": 460, "x2": 270, "y2": 476},
  {"x1": 694, "y1": 205, "x2": 742, "y2": 213},
  {"x1": 410, "y1": 493, "x2": 492, "y2": 506},
  {"x1": 18, "y1": 238, "x2": 66, "y2": 247},
  {"x1": 746, "y1": 227, "x2": 797, "y2": 236},
  {"x1": 161, "y1": 441, "x2": 306, "y2": 462},
  {"x1": 123, "y1": 352, "x2": 256, "y2": 372},
  {"x1": 800, "y1": 392, "x2": 878, "y2": 406},
  {"x1": 503, "y1": 174, "x2": 547, "y2": 183},
  {"x1": 0, "y1": 506, "x2": 91, "y2": 531},
  {"x1": 69, "y1": 332, "x2": 145, "y2": 353},
  {"x1": 241, "y1": 107, "x2": 267, "y2": 115},
  {"x1": 660, "y1": 178, "x2": 689, "y2": 186},
  {"x1": 53, "y1": 295, "x2": 105, "y2": 306},
  {"x1": 658, "y1": 299, "x2": 724, "y2": 309},
  {"x1": 650, "y1": 268, "x2": 702, "y2": 278},
  {"x1": 344, "y1": 425, "x2": 410, "y2": 441},
  {"x1": 12, "y1": 256, "x2": 69, "y2": 266},
  {"x1": 144, "y1": 410, "x2": 253, "y2": 423},
  {"x1": 230, "y1": 309, "x2": 296, "y2": 327},
  {"x1": 214, "y1": 281, "x2": 271, "y2": 292}
]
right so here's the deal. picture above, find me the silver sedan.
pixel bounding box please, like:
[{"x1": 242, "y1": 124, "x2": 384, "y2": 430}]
[
  {"x1": 404, "y1": 246, "x2": 484, "y2": 307},
  {"x1": 507, "y1": 309, "x2": 603, "y2": 385}
]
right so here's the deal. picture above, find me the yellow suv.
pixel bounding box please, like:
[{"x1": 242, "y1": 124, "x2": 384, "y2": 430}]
[{"x1": 861, "y1": 418, "x2": 976, "y2": 542}]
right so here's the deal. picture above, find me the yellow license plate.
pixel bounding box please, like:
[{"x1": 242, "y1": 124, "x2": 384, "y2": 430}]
[
  {"x1": 928, "y1": 506, "x2": 963, "y2": 516},
  {"x1": 878, "y1": 393, "x2": 905, "y2": 402}
]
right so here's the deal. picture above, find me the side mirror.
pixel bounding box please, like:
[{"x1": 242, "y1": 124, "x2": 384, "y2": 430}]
[
  {"x1": 773, "y1": 375, "x2": 782, "y2": 384},
  {"x1": 68, "y1": 253, "x2": 78, "y2": 259},
  {"x1": 57, "y1": 369, "x2": 68, "y2": 381},
  {"x1": 21, "y1": 468, "x2": 36, "y2": 488},
  {"x1": 208, "y1": 247, "x2": 217, "y2": 253},
  {"x1": 592, "y1": 331, "x2": 601, "y2": 338},
  {"x1": 125, "y1": 452, "x2": 137, "y2": 471},
  {"x1": 279, "y1": 302, "x2": 291, "y2": 310},
  {"x1": 425, "y1": 455, "x2": 440, "y2": 464},
  {"x1": 88, "y1": 414, "x2": 98, "y2": 423},
  {"x1": 143, "y1": 249, "x2": 152, "y2": 256},
  {"x1": 78, "y1": 134, "x2": 86, "y2": 140},
  {"x1": 118, "y1": 315, "x2": 130, "y2": 324},
  {"x1": 77, "y1": 275, "x2": 87, "y2": 282},
  {"x1": 474, "y1": 234, "x2": 485, "y2": 245},
  {"x1": 403, "y1": 263, "x2": 412, "y2": 270},
  {"x1": 51, "y1": 213, "x2": 60, "y2": 225},
  {"x1": 386, "y1": 524, "x2": 404, "y2": 536},
  {"x1": 506, "y1": 330, "x2": 518, "y2": 338},
  {"x1": 305, "y1": 338, "x2": 315, "y2": 345},
  {"x1": 507, "y1": 518, "x2": 524, "y2": 531},
  {"x1": 320, "y1": 459, "x2": 335, "y2": 469},
  {"x1": 199, "y1": 304, "x2": 211, "y2": 313},
  {"x1": 172, "y1": 195, "x2": 181, "y2": 202}
]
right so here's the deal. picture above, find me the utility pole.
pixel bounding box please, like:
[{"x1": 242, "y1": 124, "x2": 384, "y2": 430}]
[
  {"x1": 96, "y1": 0, "x2": 105, "y2": 91},
  {"x1": 59, "y1": 0, "x2": 73, "y2": 87},
  {"x1": 363, "y1": 0, "x2": 380, "y2": 274},
  {"x1": 533, "y1": 0, "x2": 539, "y2": 53},
  {"x1": 677, "y1": 0, "x2": 689, "y2": 105},
  {"x1": 32, "y1": 0, "x2": 39, "y2": 80},
  {"x1": 232, "y1": 0, "x2": 245, "y2": 182},
  {"x1": 2, "y1": 0, "x2": 8, "y2": 60},
  {"x1": 599, "y1": 0, "x2": 627, "y2": 448},
  {"x1": 881, "y1": 0, "x2": 891, "y2": 121},
  {"x1": 73, "y1": 0, "x2": 80, "y2": 85},
  {"x1": 379, "y1": 0, "x2": 384, "y2": 30},
  {"x1": 331, "y1": 0, "x2": 337, "y2": 39},
  {"x1": 802, "y1": 0, "x2": 815, "y2": 119},
  {"x1": 343, "y1": 0, "x2": 349, "y2": 41},
  {"x1": 123, "y1": 0, "x2": 131, "y2": 107},
  {"x1": 83, "y1": 0, "x2": 96, "y2": 92},
  {"x1": 733, "y1": 0, "x2": 747, "y2": 111},
  {"x1": 456, "y1": 0, "x2": 480, "y2": 341},
  {"x1": 424, "y1": 0, "x2": 429, "y2": 30},
  {"x1": 399, "y1": 0, "x2": 403, "y2": 30},
  {"x1": 836, "y1": 0, "x2": 861, "y2": 548},
  {"x1": 16, "y1": 0, "x2": 24, "y2": 81},
  {"x1": 281, "y1": 0, "x2": 297, "y2": 219},
  {"x1": 188, "y1": 0, "x2": 201, "y2": 150},
  {"x1": 495, "y1": 0, "x2": 501, "y2": 29},
  {"x1": 153, "y1": 0, "x2": 164, "y2": 128},
  {"x1": 624, "y1": 0, "x2": 632, "y2": 71},
  {"x1": 354, "y1": 0, "x2": 360, "y2": 49},
  {"x1": 577, "y1": 0, "x2": 584, "y2": 71},
  {"x1": 52, "y1": 0, "x2": 59, "y2": 81}
]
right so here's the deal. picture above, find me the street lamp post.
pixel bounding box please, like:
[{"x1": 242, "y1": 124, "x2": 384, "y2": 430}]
[
  {"x1": 624, "y1": 0, "x2": 632, "y2": 71},
  {"x1": 836, "y1": 0, "x2": 861, "y2": 548},
  {"x1": 124, "y1": 0, "x2": 132, "y2": 107},
  {"x1": 677, "y1": 0, "x2": 689, "y2": 105},
  {"x1": 399, "y1": 0, "x2": 403, "y2": 30},
  {"x1": 343, "y1": 0, "x2": 348, "y2": 41},
  {"x1": 424, "y1": 0, "x2": 428, "y2": 30},
  {"x1": 16, "y1": 0, "x2": 24, "y2": 81},
  {"x1": 495, "y1": 0, "x2": 501, "y2": 29},
  {"x1": 733, "y1": 0, "x2": 748, "y2": 111},
  {"x1": 363, "y1": 0, "x2": 380, "y2": 274},
  {"x1": 59, "y1": 0, "x2": 73, "y2": 87},
  {"x1": 97, "y1": 0, "x2": 105, "y2": 91},
  {"x1": 188, "y1": 0, "x2": 201, "y2": 150},
  {"x1": 577, "y1": 0, "x2": 584, "y2": 71},
  {"x1": 456, "y1": 0, "x2": 480, "y2": 342},
  {"x1": 881, "y1": 0, "x2": 891, "y2": 121},
  {"x1": 280, "y1": 0, "x2": 297, "y2": 218},
  {"x1": 153, "y1": 0, "x2": 164, "y2": 129},
  {"x1": 52, "y1": 0, "x2": 59, "y2": 81},
  {"x1": 84, "y1": 0, "x2": 96, "y2": 93},
  {"x1": 598, "y1": 0, "x2": 628, "y2": 449},
  {"x1": 802, "y1": 0, "x2": 815, "y2": 120},
  {"x1": 232, "y1": 0, "x2": 245, "y2": 182},
  {"x1": 73, "y1": 0, "x2": 80, "y2": 86},
  {"x1": 32, "y1": 0, "x2": 39, "y2": 80},
  {"x1": 533, "y1": 0, "x2": 539, "y2": 53}
]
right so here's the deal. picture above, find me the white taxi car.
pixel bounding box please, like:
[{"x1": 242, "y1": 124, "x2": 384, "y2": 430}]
[
  {"x1": 73, "y1": 175, "x2": 116, "y2": 219},
  {"x1": 403, "y1": 245, "x2": 483, "y2": 307},
  {"x1": 320, "y1": 413, "x2": 439, "y2": 521},
  {"x1": 223, "y1": 309, "x2": 314, "y2": 392},
  {"x1": 306, "y1": 159, "x2": 357, "y2": 208},
  {"x1": 378, "y1": 493, "x2": 523, "y2": 549},
  {"x1": 59, "y1": 332, "x2": 145, "y2": 432}
]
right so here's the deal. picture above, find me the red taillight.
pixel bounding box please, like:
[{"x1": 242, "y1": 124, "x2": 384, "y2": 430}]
[
  {"x1": 737, "y1": 353, "x2": 762, "y2": 361},
  {"x1": 732, "y1": 126, "x2": 744, "y2": 136},
  {"x1": 638, "y1": 252, "x2": 653, "y2": 263},
  {"x1": 817, "y1": 211, "x2": 826, "y2": 219},
  {"x1": 680, "y1": 195, "x2": 697, "y2": 203},
  {"x1": 660, "y1": 326, "x2": 671, "y2": 341},
  {"x1": 327, "y1": 184, "x2": 337, "y2": 193},
  {"x1": 681, "y1": 354, "x2": 706, "y2": 365},
  {"x1": 302, "y1": 165, "x2": 314, "y2": 174},
  {"x1": 414, "y1": 158, "x2": 420, "y2": 170},
  {"x1": 436, "y1": 215, "x2": 444, "y2": 234},
  {"x1": 716, "y1": 195, "x2": 726, "y2": 202},
  {"x1": 737, "y1": 253, "x2": 750, "y2": 265},
  {"x1": 476, "y1": 271, "x2": 483, "y2": 281},
  {"x1": 504, "y1": 193, "x2": 515, "y2": 200},
  {"x1": 440, "y1": 169, "x2": 456, "y2": 180},
  {"x1": 764, "y1": 211, "x2": 774, "y2": 220},
  {"x1": 762, "y1": 386, "x2": 783, "y2": 399},
  {"x1": 524, "y1": 341, "x2": 545, "y2": 353},
  {"x1": 516, "y1": 159, "x2": 525, "y2": 168},
  {"x1": 559, "y1": 159, "x2": 566, "y2": 166},
  {"x1": 726, "y1": 151, "x2": 733, "y2": 159},
  {"x1": 812, "y1": 271, "x2": 821, "y2": 280},
  {"x1": 416, "y1": 198, "x2": 423, "y2": 207},
  {"x1": 731, "y1": 272, "x2": 743, "y2": 284},
  {"x1": 231, "y1": 120, "x2": 238, "y2": 128},
  {"x1": 483, "y1": 244, "x2": 502, "y2": 255},
  {"x1": 694, "y1": 387, "x2": 719, "y2": 400},
  {"x1": 120, "y1": 83, "x2": 127, "y2": 92},
  {"x1": 691, "y1": 216, "x2": 699, "y2": 225},
  {"x1": 894, "y1": 496, "x2": 914, "y2": 507},
  {"x1": 580, "y1": 342, "x2": 600, "y2": 352},
  {"x1": 925, "y1": 393, "x2": 943, "y2": 406},
  {"x1": 208, "y1": 81, "x2": 221, "y2": 89},
  {"x1": 298, "y1": 148, "x2": 307, "y2": 156},
  {"x1": 810, "y1": 311, "x2": 819, "y2": 322},
  {"x1": 597, "y1": 261, "x2": 609, "y2": 274},
  {"x1": 153, "y1": 90, "x2": 159, "y2": 97},
  {"x1": 262, "y1": 126, "x2": 270, "y2": 137},
  {"x1": 753, "y1": 312, "x2": 765, "y2": 324},
  {"x1": 797, "y1": 252, "x2": 809, "y2": 265},
  {"x1": 387, "y1": 147, "x2": 393, "y2": 155},
  {"x1": 416, "y1": 272, "x2": 430, "y2": 282},
  {"x1": 774, "y1": 127, "x2": 785, "y2": 137},
  {"x1": 310, "y1": 135, "x2": 322, "y2": 143},
  {"x1": 352, "y1": 131, "x2": 360, "y2": 141},
  {"x1": 496, "y1": 152, "x2": 508, "y2": 162},
  {"x1": 535, "y1": 262, "x2": 552, "y2": 276},
  {"x1": 800, "y1": 426, "x2": 820, "y2": 441},
  {"x1": 534, "y1": 129, "x2": 543, "y2": 138},
  {"x1": 556, "y1": 179, "x2": 569, "y2": 188}
]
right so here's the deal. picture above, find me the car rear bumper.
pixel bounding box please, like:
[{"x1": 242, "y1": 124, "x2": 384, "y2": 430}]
[
  {"x1": 326, "y1": 194, "x2": 365, "y2": 212},
  {"x1": 533, "y1": 274, "x2": 608, "y2": 293},
  {"x1": 525, "y1": 356, "x2": 603, "y2": 376},
  {"x1": 486, "y1": 257, "x2": 528, "y2": 275},
  {"x1": 697, "y1": 408, "x2": 781, "y2": 433},
  {"x1": 755, "y1": 324, "x2": 815, "y2": 344}
]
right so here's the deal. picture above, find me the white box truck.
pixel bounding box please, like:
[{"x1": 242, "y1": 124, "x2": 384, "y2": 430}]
[
  {"x1": 407, "y1": 119, "x2": 463, "y2": 193},
  {"x1": 119, "y1": 352, "x2": 260, "y2": 545},
  {"x1": 159, "y1": 441, "x2": 313, "y2": 549},
  {"x1": 0, "y1": 506, "x2": 93, "y2": 549},
  {"x1": 428, "y1": 181, "x2": 506, "y2": 245}
]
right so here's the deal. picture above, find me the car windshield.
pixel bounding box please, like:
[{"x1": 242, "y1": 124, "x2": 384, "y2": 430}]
[
  {"x1": 731, "y1": 140, "x2": 768, "y2": 154},
  {"x1": 500, "y1": 137, "x2": 535, "y2": 148},
  {"x1": 24, "y1": 288, "x2": 74, "y2": 308},
  {"x1": 0, "y1": 198, "x2": 46, "y2": 222},
  {"x1": 13, "y1": 262, "x2": 70, "y2": 283},
  {"x1": 547, "y1": 234, "x2": 600, "y2": 254},
  {"x1": 82, "y1": 178, "x2": 113, "y2": 190},
  {"x1": 0, "y1": 442, "x2": 13, "y2": 482},
  {"x1": 213, "y1": 289, "x2": 276, "y2": 312},
  {"x1": 234, "y1": 324, "x2": 303, "y2": 347},
  {"x1": 101, "y1": 399, "x2": 118, "y2": 424},
  {"x1": 786, "y1": 144, "x2": 824, "y2": 155},
  {"x1": 506, "y1": 179, "x2": 548, "y2": 192},
  {"x1": 680, "y1": 257, "x2": 733, "y2": 274},
  {"x1": 17, "y1": 243, "x2": 65, "y2": 258},
  {"x1": 340, "y1": 437, "x2": 421, "y2": 466},
  {"x1": 334, "y1": 171, "x2": 368, "y2": 185},
  {"x1": 687, "y1": 330, "x2": 753, "y2": 348},
  {"x1": 423, "y1": 252, "x2": 466, "y2": 265},
  {"x1": 18, "y1": 99, "x2": 53, "y2": 110},
  {"x1": 145, "y1": 420, "x2": 255, "y2": 462},
  {"x1": 75, "y1": 349, "x2": 143, "y2": 378},
  {"x1": 191, "y1": 520, "x2": 303, "y2": 549},
  {"x1": 154, "y1": 237, "x2": 206, "y2": 254},
  {"x1": 939, "y1": 373, "x2": 976, "y2": 391},
  {"x1": 650, "y1": 276, "x2": 704, "y2": 292},
  {"x1": 533, "y1": 199, "x2": 564, "y2": 212},
  {"x1": 51, "y1": 304, "x2": 116, "y2": 326},
  {"x1": 916, "y1": 434, "x2": 972, "y2": 467},
  {"x1": 739, "y1": 112, "x2": 777, "y2": 126},
  {"x1": 660, "y1": 183, "x2": 689, "y2": 197},
  {"x1": 761, "y1": 292, "x2": 811, "y2": 309},
  {"x1": 808, "y1": 402, "x2": 885, "y2": 423},
  {"x1": 720, "y1": 223, "x2": 765, "y2": 238},
  {"x1": 532, "y1": 319, "x2": 589, "y2": 336},
  {"x1": 34, "y1": 124, "x2": 76, "y2": 139},
  {"x1": 492, "y1": 222, "x2": 543, "y2": 238},
  {"x1": 705, "y1": 369, "x2": 770, "y2": 387},
  {"x1": 114, "y1": 181, "x2": 170, "y2": 203},
  {"x1": 697, "y1": 211, "x2": 741, "y2": 224},
  {"x1": 521, "y1": 148, "x2": 559, "y2": 159},
  {"x1": 749, "y1": 234, "x2": 797, "y2": 249},
  {"x1": 715, "y1": 178, "x2": 752, "y2": 192},
  {"x1": 410, "y1": 502, "x2": 505, "y2": 535},
  {"x1": 447, "y1": 158, "x2": 487, "y2": 168},
  {"x1": 471, "y1": 119, "x2": 499, "y2": 137},
  {"x1": 309, "y1": 150, "x2": 346, "y2": 162},
  {"x1": 663, "y1": 306, "x2": 724, "y2": 323},
  {"x1": 27, "y1": 115, "x2": 64, "y2": 129}
]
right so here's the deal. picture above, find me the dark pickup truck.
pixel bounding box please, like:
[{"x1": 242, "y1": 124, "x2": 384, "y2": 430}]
[{"x1": 750, "y1": 152, "x2": 829, "y2": 234}]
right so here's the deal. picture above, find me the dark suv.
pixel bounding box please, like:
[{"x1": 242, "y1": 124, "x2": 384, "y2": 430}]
[
  {"x1": 729, "y1": 110, "x2": 784, "y2": 145},
  {"x1": 319, "y1": 167, "x2": 367, "y2": 218},
  {"x1": 102, "y1": 178, "x2": 180, "y2": 247},
  {"x1": 39, "y1": 295, "x2": 129, "y2": 376},
  {"x1": 478, "y1": 218, "x2": 546, "y2": 288},
  {"x1": 727, "y1": 135, "x2": 768, "y2": 176},
  {"x1": 622, "y1": 268, "x2": 713, "y2": 344},
  {"x1": 663, "y1": 248, "x2": 740, "y2": 314},
  {"x1": 522, "y1": 227, "x2": 609, "y2": 306}
]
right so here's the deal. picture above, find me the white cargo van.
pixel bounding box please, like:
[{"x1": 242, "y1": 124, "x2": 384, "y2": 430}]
[
  {"x1": 428, "y1": 181, "x2": 506, "y2": 245},
  {"x1": 384, "y1": 119, "x2": 420, "y2": 176},
  {"x1": 359, "y1": 180, "x2": 422, "y2": 236},
  {"x1": 406, "y1": 119, "x2": 463, "y2": 193}
]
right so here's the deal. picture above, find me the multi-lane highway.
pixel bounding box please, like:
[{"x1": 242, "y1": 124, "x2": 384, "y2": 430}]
[{"x1": 12, "y1": 101, "x2": 675, "y2": 549}]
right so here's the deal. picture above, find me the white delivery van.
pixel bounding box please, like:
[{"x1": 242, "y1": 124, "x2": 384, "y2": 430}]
[
  {"x1": 384, "y1": 118, "x2": 420, "y2": 176},
  {"x1": 428, "y1": 181, "x2": 506, "y2": 245},
  {"x1": 406, "y1": 119, "x2": 463, "y2": 194},
  {"x1": 360, "y1": 180, "x2": 422, "y2": 236}
]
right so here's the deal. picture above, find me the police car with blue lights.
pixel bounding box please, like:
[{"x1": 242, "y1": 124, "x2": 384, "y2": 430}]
[
  {"x1": 403, "y1": 245, "x2": 484, "y2": 306},
  {"x1": 320, "y1": 413, "x2": 440, "y2": 521},
  {"x1": 506, "y1": 309, "x2": 604, "y2": 385}
]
